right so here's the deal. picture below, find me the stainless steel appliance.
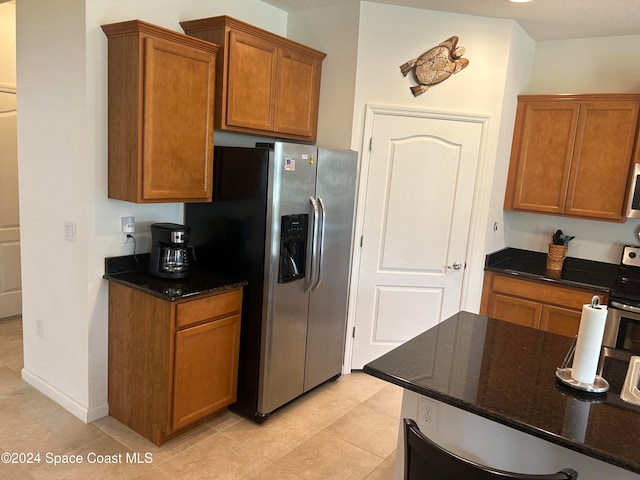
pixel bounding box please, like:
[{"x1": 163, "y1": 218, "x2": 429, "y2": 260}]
[
  {"x1": 626, "y1": 163, "x2": 640, "y2": 218},
  {"x1": 185, "y1": 142, "x2": 357, "y2": 421},
  {"x1": 149, "y1": 222, "x2": 192, "y2": 279},
  {"x1": 603, "y1": 245, "x2": 640, "y2": 354}
]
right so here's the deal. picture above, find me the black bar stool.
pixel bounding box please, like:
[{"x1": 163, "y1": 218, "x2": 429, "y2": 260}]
[{"x1": 404, "y1": 419, "x2": 578, "y2": 480}]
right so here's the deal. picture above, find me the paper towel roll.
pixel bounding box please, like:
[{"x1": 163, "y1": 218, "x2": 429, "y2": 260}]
[{"x1": 571, "y1": 303, "x2": 608, "y2": 384}]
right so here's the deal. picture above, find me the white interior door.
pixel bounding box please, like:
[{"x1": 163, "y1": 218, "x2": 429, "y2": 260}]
[
  {"x1": 350, "y1": 108, "x2": 483, "y2": 368},
  {"x1": 0, "y1": 88, "x2": 21, "y2": 319}
]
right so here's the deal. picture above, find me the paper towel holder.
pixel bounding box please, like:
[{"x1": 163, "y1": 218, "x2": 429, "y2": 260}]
[{"x1": 555, "y1": 334, "x2": 610, "y2": 393}]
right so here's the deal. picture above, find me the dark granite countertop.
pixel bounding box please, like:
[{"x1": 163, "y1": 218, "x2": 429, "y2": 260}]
[
  {"x1": 103, "y1": 254, "x2": 247, "y2": 301},
  {"x1": 364, "y1": 312, "x2": 640, "y2": 474},
  {"x1": 485, "y1": 247, "x2": 619, "y2": 292}
]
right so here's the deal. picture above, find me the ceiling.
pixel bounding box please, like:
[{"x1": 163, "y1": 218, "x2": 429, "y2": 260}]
[
  {"x1": 4, "y1": 0, "x2": 636, "y2": 41},
  {"x1": 260, "y1": 0, "x2": 640, "y2": 41}
]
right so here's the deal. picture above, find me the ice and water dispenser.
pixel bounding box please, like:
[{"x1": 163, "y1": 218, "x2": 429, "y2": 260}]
[{"x1": 279, "y1": 214, "x2": 308, "y2": 283}]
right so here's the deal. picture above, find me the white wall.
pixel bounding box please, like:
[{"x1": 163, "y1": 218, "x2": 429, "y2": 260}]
[
  {"x1": 348, "y1": 2, "x2": 535, "y2": 311},
  {"x1": 505, "y1": 34, "x2": 640, "y2": 264},
  {"x1": 482, "y1": 24, "x2": 535, "y2": 255},
  {"x1": 16, "y1": 0, "x2": 287, "y2": 421},
  {"x1": 286, "y1": 2, "x2": 361, "y2": 150},
  {"x1": 529, "y1": 35, "x2": 640, "y2": 95},
  {"x1": 17, "y1": 0, "x2": 93, "y2": 416}
]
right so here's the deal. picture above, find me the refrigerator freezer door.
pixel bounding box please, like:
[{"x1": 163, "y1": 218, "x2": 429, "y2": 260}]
[
  {"x1": 258, "y1": 142, "x2": 318, "y2": 415},
  {"x1": 185, "y1": 146, "x2": 271, "y2": 421},
  {"x1": 304, "y1": 149, "x2": 358, "y2": 391}
]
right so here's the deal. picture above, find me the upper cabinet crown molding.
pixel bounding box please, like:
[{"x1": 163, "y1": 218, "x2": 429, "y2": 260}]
[
  {"x1": 102, "y1": 20, "x2": 219, "y2": 204},
  {"x1": 504, "y1": 93, "x2": 640, "y2": 222},
  {"x1": 101, "y1": 19, "x2": 219, "y2": 52},
  {"x1": 180, "y1": 15, "x2": 326, "y2": 143},
  {"x1": 180, "y1": 15, "x2": 325, "y2": 57},
  {"x1": 516, "y1": 93, "x2": 640, "y2": 103}
]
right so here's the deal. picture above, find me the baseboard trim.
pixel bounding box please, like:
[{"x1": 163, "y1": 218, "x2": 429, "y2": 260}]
[
  {"x1": 87, "y1": 403, "x2": 110, "y2": 423},
  {"x1": 21, "y1": 368, "x2": 108, "y2": 423}
]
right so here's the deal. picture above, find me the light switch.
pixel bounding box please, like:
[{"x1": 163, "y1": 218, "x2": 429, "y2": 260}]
[{"x1": 64, "y1": 221, "x2": 77, "y2": 242}]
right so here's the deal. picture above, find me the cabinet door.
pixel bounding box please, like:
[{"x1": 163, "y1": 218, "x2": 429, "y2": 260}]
[
  {"x1": 488, "y1": 294, "x2": 542, "y2": 329},
  {"x1": 226, "y1": 31, "x2": 277, "y2": 131},
  {"x1": 565, "y1": 101, "x2": 640, "y2": 220},
  {"x1": 172, "y1": 314, "x2": 241, "y2": 431},
  {"x1": 274, "y1": 48, "x2": 321, "y2": 138},
  {"x1": 508, "y1": 102, "x2": 580, "y2": 214},
  {"x1": 540, "y1": 305, "x2": 581, "y2": 338},
  {"x1": 142, "y1": 36, "x2": 215, "y2": 202}
]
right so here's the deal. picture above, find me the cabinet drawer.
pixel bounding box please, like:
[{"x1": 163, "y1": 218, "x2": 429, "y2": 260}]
[
  {"x1": 491, "y1": 275, "x2": 604, "y2": 310},
  {"x1": 176, "y1": 288, "x2": 242, "y2": 329}
]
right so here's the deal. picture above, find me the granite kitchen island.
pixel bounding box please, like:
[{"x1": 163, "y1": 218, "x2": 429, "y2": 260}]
[{"x1": 364, "y1": 311, "x2": 640, "y2": 480}]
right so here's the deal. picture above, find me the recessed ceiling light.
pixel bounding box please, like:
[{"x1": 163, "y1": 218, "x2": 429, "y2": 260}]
[{"x1": 510, "y1": 0, "x2": 533, "y2": 3}]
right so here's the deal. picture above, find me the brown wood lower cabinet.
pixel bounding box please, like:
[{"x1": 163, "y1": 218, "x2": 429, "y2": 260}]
[
  {"x1": 480, "y1": 272, "x2": 607, "y2": 338},
  {"x1": 172, "y1": 314, "x2": 240, "y2": 431},
  {"x1": 539, "y1": 304, "x2": 582, "y2": 338},
  {"x1": 108, "y1": 282, "x2": 242, "y2": 445},
  {"x1": 488, "y1": 294, "x2": 542, "y2": 329}
]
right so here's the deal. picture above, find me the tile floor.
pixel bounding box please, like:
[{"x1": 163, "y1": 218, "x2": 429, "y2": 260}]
[{"x1": 0, "y1": 317, "x2": 402, "y2": 479}]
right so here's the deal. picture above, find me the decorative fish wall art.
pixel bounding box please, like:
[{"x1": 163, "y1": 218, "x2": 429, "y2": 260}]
[{"x1": 400, "y1": 36, "x2": 469, "y2": 96}]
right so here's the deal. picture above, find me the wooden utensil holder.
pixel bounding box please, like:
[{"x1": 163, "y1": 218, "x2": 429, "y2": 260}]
[{"x1": 547, "y1": 243, "x2": 568, "y2": 271}]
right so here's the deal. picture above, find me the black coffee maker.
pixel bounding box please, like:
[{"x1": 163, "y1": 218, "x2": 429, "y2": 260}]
[{"x1": 149, "y1": 223, "x2": 192, "y2": 279}]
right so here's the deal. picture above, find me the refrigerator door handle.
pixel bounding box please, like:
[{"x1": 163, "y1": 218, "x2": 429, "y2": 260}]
[
  {"x1": 312, "y1": 197, "x2": 326, "y2": 291},
  {"x1": 306, "y1": 196, "x2": 320, "y2": 292}
]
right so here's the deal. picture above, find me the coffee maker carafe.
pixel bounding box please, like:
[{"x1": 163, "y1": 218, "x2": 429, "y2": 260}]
[{"x1": 149, "y1": 223, "x2": 192, "y2": 279}]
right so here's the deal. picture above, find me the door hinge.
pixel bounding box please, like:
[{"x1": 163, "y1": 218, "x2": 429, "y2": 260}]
[
  {"x1": 369, "y1": 137, "x2": 373, "y2": 151},
  {"x1": 360, "y1": 235, "x2": 363, "y2": 247},
  {"x1": 352, "y1": 326, "x2": 356, "y2": 338}
]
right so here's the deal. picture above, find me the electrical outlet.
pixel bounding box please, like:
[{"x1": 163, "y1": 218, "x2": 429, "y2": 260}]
[
  {"x1": 418, "y1": 396, "x2": 438, "y2": 430},
  {"x1": 121, "y1": 216, "x2": 135, "y2": 234},
  {"x1": 35, "y1": 318, "x2": 43, "y2": 338}
]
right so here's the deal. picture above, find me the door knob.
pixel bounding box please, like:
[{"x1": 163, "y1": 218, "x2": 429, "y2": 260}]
[{"x1": 447, "y1": 262, "x2": 462, "y2": 270}]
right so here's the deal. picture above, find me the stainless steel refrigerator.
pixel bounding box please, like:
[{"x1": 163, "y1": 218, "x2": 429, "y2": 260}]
[{"x1": 185, "y1": 142, "x2": 358, "y2": 421}]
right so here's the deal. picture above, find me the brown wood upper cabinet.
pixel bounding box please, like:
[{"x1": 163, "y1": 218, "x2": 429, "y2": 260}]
[
  {"x1": 504, "y1": 94, "x2": 640, "y2": 222},
  {"x1": 180, "y1": 16, "x2": 326, "y2": 142},
  {"x1": 101, "y1": 20, "x2": 219, "y2": 203}
]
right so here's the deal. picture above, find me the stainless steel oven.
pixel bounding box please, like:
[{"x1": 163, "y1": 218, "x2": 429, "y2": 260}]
[
  {"x1": 603, "y1": 245, "x2": 640, "y2": 355},
  {"x1": 603, "y1": 302, "x2": 640, "y2": 354}
]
